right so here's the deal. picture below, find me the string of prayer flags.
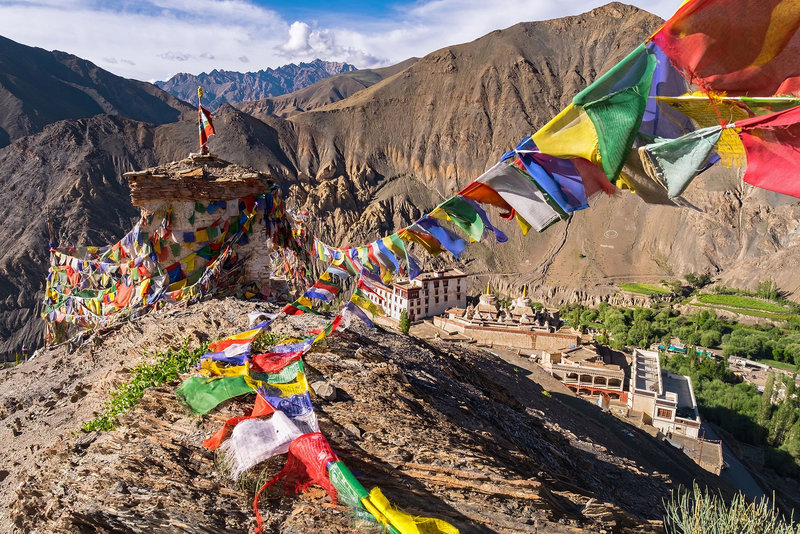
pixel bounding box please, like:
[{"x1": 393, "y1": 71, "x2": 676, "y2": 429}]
[{"x1": 651, "y1": 0, "x2": 800, "y2": 96}]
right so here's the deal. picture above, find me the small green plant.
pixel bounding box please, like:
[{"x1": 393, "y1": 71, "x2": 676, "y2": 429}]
[
  {"x1": 663, "y1": 483, "x2": 800, "y2": 534},
  {"x1": 541, "y1": 390, "x2": 552, "y2": 398},
  {"x1": 250, "y1": 331, "x2": 282, "y2": 354},
  {"x1": 82, "y1": 340, "x2": 208, "y2": 432},
  {"x1": 399, "y1": 309, "x2": 411, "y2": 334}
]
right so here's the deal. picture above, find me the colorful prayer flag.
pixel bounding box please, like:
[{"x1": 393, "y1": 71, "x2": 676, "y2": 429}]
[{"x1": 199, "y1": 105, "x2": 215, "y2": 147}]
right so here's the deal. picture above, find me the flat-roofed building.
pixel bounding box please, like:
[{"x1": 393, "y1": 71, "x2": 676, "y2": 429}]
[
  {"x1": 366, "y1": 269, "x2": 467, "y2": 322},
  {"x1": 541, "y1": 345, "x2": 628, "y2": 412},
  {"x1": 628, "y1": 349, "x2": 701, "y2": 438}
]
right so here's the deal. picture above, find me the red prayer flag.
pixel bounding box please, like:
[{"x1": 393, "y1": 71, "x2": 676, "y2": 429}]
[
  {"x1": 736, "y1": 105, "x2": 800, "y2": 198},
  {"x1": 458, "y1": 181, "x2": 514, "y2": 219},
  {"x1": 652, "y1": 0, "x2": 800, "y2": 96},
  {"x1": 199, "y1": 105, "x2": 216, "y2": 147},
  {"x1": 251, "y1": 350, "x2": 304, "y2": 374}
]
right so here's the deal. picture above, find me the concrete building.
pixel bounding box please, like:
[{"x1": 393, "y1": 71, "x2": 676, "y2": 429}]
[
  {"x1": 367, "y1": 269, "x2": 467, "y2": 322},
  {"x1": 628, "y1": 349, "x2": 701, "y2": 438},
  {"x1": 541, "y1": 345, "x2": 628, "y2": 413},
  {"x1": 433, "y1": 286, "x2": 580, "y2": 352}
]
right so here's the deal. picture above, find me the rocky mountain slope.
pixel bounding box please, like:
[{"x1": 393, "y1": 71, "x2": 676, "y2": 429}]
[
  {"x1": 1, "y1": 297, "x2": 727, "y2": 533},
  {"x1": 0, "y1": 35, "x2": 191, "y2": 148},
  {"x1": 156, "y1": 59, "x2": 357, "y2": 109}
]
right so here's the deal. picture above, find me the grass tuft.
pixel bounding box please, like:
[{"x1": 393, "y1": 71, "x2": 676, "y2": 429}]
[{"x1": 663, "y1": 483, "x2": 799, "y2": 534}]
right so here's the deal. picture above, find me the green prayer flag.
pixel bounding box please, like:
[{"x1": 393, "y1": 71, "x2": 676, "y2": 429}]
[
  {"x1": 328, "y1": 461, "x2": 370, "y2": 510},
  {"x1": 176, "y1": 376, "x2": 254, "y2": 414},
  {"x1": 437, "y1": 196, "x2": 484, "y2": 241},
  {"x1": 574, "y1": 44, "x2": 657, "y2": 183},
  {"x1": 170, "y1": 243, "x2": 182, "y2": 257},
  {"x1": 249, "y1": 360, "x2": 304, "y2": 384}
]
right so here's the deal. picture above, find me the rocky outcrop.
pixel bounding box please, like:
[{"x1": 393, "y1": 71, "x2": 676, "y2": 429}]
[
  {"x1": 3, "y1": 297, "x2": 726, "y2": 533},
  {"x1": 156, "y1": 59, "x2": 358, "y2": 109}
]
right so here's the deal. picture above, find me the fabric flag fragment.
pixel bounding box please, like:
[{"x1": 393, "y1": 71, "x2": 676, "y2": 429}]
[
  {"x1": 251, "y1": 350, "x2": 304, "y2": 374},
  {"x1": 253, "y1": 433, "x2": 339, "y2": 532},
  {"x1": 199, "y1": 105, "x2": 216, "y2": 146},
  {"x1": 219, "y1": 412, "x2": 303, "y2": 480},
  {"x1": 736, "y1": 105, "x2": 800, "y2": 198},
  {"x1": 573, "y1": 43, "x2": 657, "y2": 183},
  {"x1": 412, "y1": 217, "x2": 467, "y2": 257},
  {"x1": 362, "y1": 487, "x2": 460, "y2": 534},
  {"x1": 639, "y1": 126, "x2": 723, "y2": 198},
  {"x1": 177, "y1": 375, "x2": 255, "y2": 415},
  {"x1": 651, "y1": 0, "x2": 800, "y2": 96},
  {"x1": 476, "y1": 162, "x2": 561, "y2": 232},
  {"x1": 343, "y1": 301, "x2": 374, "y2": 329},
  {"x1": 203, "y1": 393, "x2": 275, "y2": 450},
  {"x1": 250, "y1": 360, "x2": 305, "y2": 384}
]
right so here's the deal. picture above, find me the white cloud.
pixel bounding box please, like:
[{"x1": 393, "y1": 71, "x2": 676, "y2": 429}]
[{"x1": 0, "y1": 0, "x2": 676, "y2": 81}]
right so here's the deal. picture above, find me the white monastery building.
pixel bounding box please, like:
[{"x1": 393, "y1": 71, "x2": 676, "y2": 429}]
[
  {"x1": 628, "y1": 349, "x2": 701, "y2": 438},
  {"x1": 367, "y1": 269, "x2": 467, "y2": 322}
]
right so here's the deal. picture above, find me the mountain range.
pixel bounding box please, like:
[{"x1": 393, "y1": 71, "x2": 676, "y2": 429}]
[
  {"x1": 1, "y1": 2, "x2": 799, "y2": 364},
  {"x1": 155, "y1": 59, "x2": 358, "y2": 108}
]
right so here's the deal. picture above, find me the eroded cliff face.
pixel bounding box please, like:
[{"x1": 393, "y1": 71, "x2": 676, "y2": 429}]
[{"x1": 3, "y1": 298, "x2": 723, "y2": 533}]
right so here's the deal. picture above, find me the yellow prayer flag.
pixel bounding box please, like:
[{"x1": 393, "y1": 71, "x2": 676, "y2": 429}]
[
  {"x1": 365, "y1": 488, "x2": 459, "y2": 534},
  {"x1": 531, "y1": 104, "x2": 601, "y2": 166}
]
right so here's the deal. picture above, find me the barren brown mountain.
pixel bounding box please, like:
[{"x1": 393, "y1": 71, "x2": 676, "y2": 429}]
[{"x1": 1, "y1": 2, "x2": 799, "y2": 362}]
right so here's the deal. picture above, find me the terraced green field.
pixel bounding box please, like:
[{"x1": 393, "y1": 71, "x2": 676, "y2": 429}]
[
  {"x1": 619, "y1": 283, "x2": 670, "y2": 295},
  {"x1": 696, "y1": 294, "x2": 789, "y2": 313}
]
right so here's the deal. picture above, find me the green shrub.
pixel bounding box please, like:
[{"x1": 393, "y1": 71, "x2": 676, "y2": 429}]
[{"x1": 82, "y1": 340, "x2": 208, "y2": 432}]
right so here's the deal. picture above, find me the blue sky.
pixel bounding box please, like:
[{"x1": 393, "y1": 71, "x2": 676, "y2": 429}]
[{"x1": 0, "y1": 0, "x2": 676, "y2": 82}]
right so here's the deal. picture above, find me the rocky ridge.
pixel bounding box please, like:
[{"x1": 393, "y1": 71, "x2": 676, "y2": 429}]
[
  {"x1": 156, "y1": 59, "x2": 358, "y2": 109},
  {"x1": 0, "y1": 35, "x2": 191, "y2": 148}
]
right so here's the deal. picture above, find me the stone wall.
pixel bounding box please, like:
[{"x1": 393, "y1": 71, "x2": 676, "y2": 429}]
[{"x1": 433, "y1": 317, "x2": 580, "y2": 351}]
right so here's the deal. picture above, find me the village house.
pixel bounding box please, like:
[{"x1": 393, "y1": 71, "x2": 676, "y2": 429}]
[
  {"x1": 628, "y1": 349, "x2": 701, "y2": 438},
  {"x1": 540, "y1": 344, "x2": 628, "y2": 414}
]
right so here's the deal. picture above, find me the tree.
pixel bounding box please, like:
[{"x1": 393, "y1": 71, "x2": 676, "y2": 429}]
[
  {"x1": 398, "y1": 309, "x2": 410, "y2": 334},
  {"x1": 757, "y1": 280, "x2": 778, "y2": 300}
]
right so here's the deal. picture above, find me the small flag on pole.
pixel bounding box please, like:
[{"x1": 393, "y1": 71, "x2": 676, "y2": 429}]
[{"x1": 198, "y1": 86, "x2": 215, "y2": 152}]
